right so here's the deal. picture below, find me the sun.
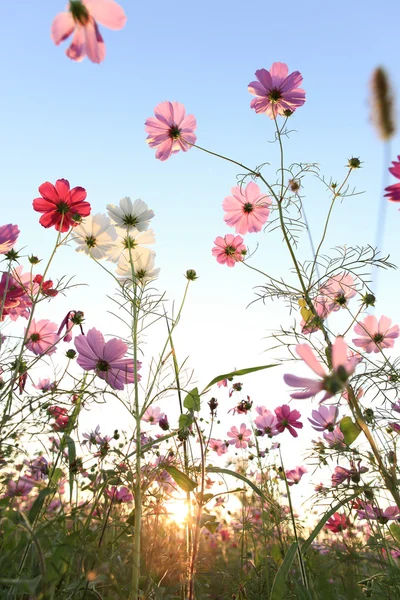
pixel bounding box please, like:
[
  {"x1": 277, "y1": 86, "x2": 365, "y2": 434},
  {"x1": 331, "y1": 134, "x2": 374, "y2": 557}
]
[{"x1": 164, "y1": 498, "x2": 189, "y2": 526}]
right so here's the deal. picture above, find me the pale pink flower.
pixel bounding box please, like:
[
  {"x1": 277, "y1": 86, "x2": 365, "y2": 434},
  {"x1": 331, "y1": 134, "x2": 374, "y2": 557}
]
[
  {"x1": 25, "y1": 319, "x2": 59, "y2": 355},
  {"x1": 222, "y1": 182, "x2": 272, "y2": 234},
  {"x1": 0, "y1": 224, "x2": 19, "y2": 254},
  {"x1": 384, "y1": 156, "x2": 400, "y2": 204},
  {"x1": 284, "y1": 337, "x2": 357, "y2": 403},
  {"x1": 105, "y1": 486, "x2": 133, "y2": 503},
  {"x1": 308, "y1": 405, "x2": 339, "y2": 432},
  {"x1": 356, "y1": 503, "x2": 400, "y2": 523},
  {"x1": 319, "y1": 272, "x2": 357, "y2": 313},
  {"x1": 332, "y1": 462, "x2": 368, "y2": 486},
  {"x1": 227, "y1": 423, "x2": 252, "y2": 449},
  {"x1": 145, "y1": 101, "x2": 197, "y2": 161},
  {"x1": 51, "y1": 0, "x2": 127, "y2": 64},
  {"x1": 212, "y1": 234, "x2": 246, "y2": 267},
  {"x1": 33, "y1": 378, "x2": 56, "y2": 392},
  {"x1": 248, "y1": 62, "x2": 306, "y2": 118},
  {"x1": 4, "y1": 476, "x2": 34, "y2": 497},
  {"x1": 217, "y1": 379, "x2": 228, "y2": 388},
  {"x1": 285, "y1": 466, "x2": 307, "y2": 486},
  {"x1": 323, "y1": 426, "x2": 346, "y2": 448},
  {"x1": 254, "y1": 410, "x2": 278, "y2": 437},
  {"x1": 353, "y1": 315, "x2": 399, "y2": 353},
  {"x1": 142, "y1": 406, "x2": 165, "y2": 425},
  {"x1": 0, "y1": 272, "x2": 32, "y2": 321},
  {"x1": 274, "y1": 405, "x2": 303, "y2": 438},
  {"x1": 74, "y1": 327, "x2": 139, "y2": 390},
  {"x1": 208, "y1": 438, "x2": 228, "y2": 456}
]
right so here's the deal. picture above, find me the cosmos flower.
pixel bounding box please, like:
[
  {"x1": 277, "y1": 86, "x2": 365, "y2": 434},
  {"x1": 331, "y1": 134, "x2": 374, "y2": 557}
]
[
  {"x1": 308, "y1": 405, "x2": 339, "y2": 432},
  {"x1": 384, "y1": 156, "x2": 400, "y2": 204},
  {"x1": 145, "y1": 101, "x2": 197, "y2": 161},
  {"x1": 325, "y1": 512, "x2": 349, "y2": 533},
  {"x1": 107, "y1": 197, "x2": 155, "y2": 231},
  {"x1": 227, "y1": 424, "x2": 252, "y2": 449},
  {"x1": 274, "y1": 405, "x2": 303, "y2": 438},
  {"x1": 212, "y1": 234, "x2": 246, "y2": 267},
  {"x1": 0, "y1": 224, "x2": 19, "y2": 254},
  {"x1": 25, "y1": 319, "x2": 59, "y2": 355},
  {"x1": 248, "y1": 62, "x2": 306, "y2": 118},
  {"x1": 71, "y1": 213, "x2": 117, "y2": 259},
  {"x1": 285, "y1": 466, "x2": 307, "y2": 486},
  {"x1": 33, "y1": 179, "x2": 90, "y2": 233},
  {"x1": 352, "y1": 315, "x2": 399, "y2": 353},
  {"x1": 222, "y1": 182, "x2": 272, "y2": 234}
]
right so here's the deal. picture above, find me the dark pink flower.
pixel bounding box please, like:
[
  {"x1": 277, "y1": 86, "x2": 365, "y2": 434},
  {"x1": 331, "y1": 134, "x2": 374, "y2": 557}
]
[
  {"x1": 308, "y1": 405, "x2": 339, "y2": 432},
  {"x1": 353, "y1": 315, "x2": 399, "y2": 353},
  {"x1": 51, "y1": 0, "x2": 127, "y2": 64},
  {"x1": 222, "y1": 182, "x2": 272, "y2": 234},
  {"x1": 0, "y1": 224, "x2": 19, "y2": 254},
  {"x1": 145, "y1": 101, "x2": 197, "y2": 161},
  {"x1": 212, "y1": 234, "x2": 246, "y2": 267},
  {"x1": 384, "y1": 156, "x2": 400, "y2": 204},
  {"x1": 285, "y1": 466, "x2": 307, "y2": 486},
  {"x1": 274, "y1": 405, "x2": 303, "y2": 438},
  {"x1": 325, "y1": 512, "x2": 348, "y2": 533},
  {"x1": 74, "y1": 328, "x2": 139, "y2": 390},
  {"x1": 284, "y1": 337, "x2": 357, "y2": 402},
  {"x1": 33, "y1": 179, "x2": 90, "y2": 233},
  {"x1": 227, "y1": 423, "x2": 252, "y2": 449},
  {"x1": 248, "y1": 62, "x2": 306, "y2": 118},
  {"x1": 25, "y1": 319, "x2": 59, "y2": 355}
]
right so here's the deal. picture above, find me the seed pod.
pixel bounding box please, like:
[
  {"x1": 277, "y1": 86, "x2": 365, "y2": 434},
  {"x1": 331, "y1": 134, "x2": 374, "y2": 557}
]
[{"x1": 370, "y1": 67, "x2": 396, "y2": 141}]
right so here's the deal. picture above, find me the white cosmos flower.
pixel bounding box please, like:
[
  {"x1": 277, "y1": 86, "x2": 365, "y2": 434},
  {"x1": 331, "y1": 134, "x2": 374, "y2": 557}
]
[
  {"x1": 117, "y1": 250, "x2": 160, "y2": 286},
  {"x1": 105, "y1": 226, "x2": 156, "y2": 263},
  {"x1": 71, "y1": 214, "x2": 118, "y2": 260},
  {"x1": 106, "y1": 197, "x2": 155, "y2": 231}
]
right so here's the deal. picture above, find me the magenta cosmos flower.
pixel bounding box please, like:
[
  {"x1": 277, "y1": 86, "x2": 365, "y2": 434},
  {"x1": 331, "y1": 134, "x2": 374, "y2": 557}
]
[
  {"x1": 274, "y1": 405, "x2": 303, "y2": 437},
  {"x1": 352, "y1": 315, "x2": 399, "y2": 353},
  {"x1": 227, "y1": 423, "x2": 252, "y2": 449},
  {"x1": 33, "y1": 179, "x2": 90, "y2": 233},
  {"x1": 384, "y1": 156, "x2": 400, "y2": 204},
  {"x1": 222, "y1": 182, "x2": 272, "y2": 234},
  {"x1": 284, "y1": 337, "x2": 357, "y2": 403},
  {"x1": 212, "y1": 234, "x2": 246, "y2": 267},
  {"x1": 145, "y1": 101, "x2": 197, "y2": 161},
  {"x1": 51, "y1": 0, "x2": 127, "y2": 64},
  {"x1": 25, "y1": 319, "x2": 59, "y2": 356},
  {"x1": 74, "y1": 327, "x2": 139, "y2": 390},
  {"x1": 0, "y1": 224, "x2": 19, "y2": 254},
  {"x1": 248, "y1": 62, "x2": 306, "y2": 118},
  {"x1": 325, "y1": 512, "x2": 348, "y2": 533}
]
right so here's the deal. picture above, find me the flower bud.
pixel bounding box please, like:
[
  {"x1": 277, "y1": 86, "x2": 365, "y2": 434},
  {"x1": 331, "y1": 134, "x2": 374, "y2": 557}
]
[
  {"x1": 185, "y1": 269, "x2": 198, "y2": 281},
  {"x1": 362, "y1": 293, "x2": 376, "y2": 307},
  {"x1": 347, "y1": 157, "x2": 362, "y2": 169},
  {"x1": 28, "y1": 255, "x2": 41, "y2": 265},
  {"x1": 66, "y1": 349, "x2": 77, "y2": 359}
]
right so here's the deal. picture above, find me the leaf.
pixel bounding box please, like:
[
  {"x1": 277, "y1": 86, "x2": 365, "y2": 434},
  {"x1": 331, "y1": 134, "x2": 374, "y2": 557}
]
[
  {"x1": 270, "y1": 543, "x2": 284, "y2": 565},
  {"x1": 179, "y1": 413, "x2": 194, "y2": 429},
  {"x1": 164, "y1": 466, "x2": 198, "y2": 492},
  {"x1": 0, "y1": 576, "x2": 41, "y2": 594},
  {"x1": 203, "y1": 520, "x2": 219, "y2": 534},
  {"x1": 66, "y1": 435, "x2": 76, "y2": 501},
  {"x1": 183, "y1": 387, "x2": 200, "y2": 411},
  {"x1": 28, "y1": 487, "x2": 56, "y2": 524},
  {"x1": 49, "y1": 467, "x2": 64, "y2": 486},
  {"x1": 205, "y1": 467, "x2": 270, "y2": 504},
  {"x1": 203, "y1": 364, "x2": 277, "y2": 392},
  {"x1": 269, "y1": 542, "x2": 298, "y2": 600},
  {"x1": 339, "y1": 416, "x2": 361, "y2": 446},
  {"x1": 390, "y1": 523, "x2": 400, "y2": 543}
]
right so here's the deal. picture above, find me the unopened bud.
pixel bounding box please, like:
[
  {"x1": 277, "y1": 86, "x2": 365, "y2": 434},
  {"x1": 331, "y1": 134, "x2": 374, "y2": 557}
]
[
  {"x1": 185, "y1": 269, "x2": 198, "y2": 281},
  {"x1": 348, "y1": 157, "x2": 362, "y2": 169}
]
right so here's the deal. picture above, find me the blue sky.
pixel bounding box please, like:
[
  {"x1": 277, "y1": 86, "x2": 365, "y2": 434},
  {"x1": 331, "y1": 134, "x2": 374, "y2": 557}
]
[{"x1": 1, "y1": 1, "x2": 400, "y2": 485}]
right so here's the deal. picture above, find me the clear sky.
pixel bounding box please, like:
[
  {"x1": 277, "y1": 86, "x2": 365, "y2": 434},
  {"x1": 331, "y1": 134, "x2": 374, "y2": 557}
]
[{"x1": 1, "y1": 1, "x2": 400, "y2": 493}]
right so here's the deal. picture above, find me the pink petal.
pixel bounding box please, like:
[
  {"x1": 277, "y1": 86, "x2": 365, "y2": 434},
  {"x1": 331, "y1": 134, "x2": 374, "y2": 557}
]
[
  {"x1": 296, "y1": 344, "x2": 326, "y2": 377},
  {"x1": 51, "y1": 12, "x2": 75, "y2": 44},
  {"x1": 103, "y1": 338, "x2": 128, "y2": 363},
  {"x1": 332, "y1": 337, "x2": 348, "y2": 370},
  {"x1": 269, "y1": 62, "x2": 289, "y2": 85},
  {"x1": 67, "y1": 25, "x2": 86, "y2": 62},
  {"x1": 84, "y1": 19, "x2": 106, "y2": 64},
  {"x1": 84, "y1": 0, "x2": 127, "y2": 29}
]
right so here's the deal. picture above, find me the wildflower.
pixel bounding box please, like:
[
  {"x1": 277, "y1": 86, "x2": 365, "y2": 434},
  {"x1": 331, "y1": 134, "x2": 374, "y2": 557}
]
[
  {"x1": 105, "y1": 226, "x2": 155, "y2": 263},
  {"x1": 105, "y1": 486, "x2": 133, "y2": 503},
  {"x1": 116, "y1": 250, "x2": 160, "y2": 286},
  {"x1": 248, "y1": 62, "x2": 306, "y2": 118},
  {"x1": 142, "y1": 406, "x2": 165, "y2": 425},
  {"x1": 33, "y1": 378, "x2": 56, "y2": 393},
  {"x1": 32, "y1": 275, "x2": 58, "y2": 298},
  {"x1": 325, "y1": 512, "x2": 349, "y2": 533},
  {"x1": 0, "y1": 272, "x2": 31, "y2": 321},
  {"x1": 274, "y1": 405, "x2": 303, "y2": 438},
  {"x1": 212, "y1": 234, "x2": 246, "y2": 267},
  {"x1": 25, "y1": 456, "x2": 49, "y2": 481},
  {"x1": 353, "y1": 315, "x2": 399, "y2": 353},
  {"x1": 217, "y1": 379, "x2": 228, "y2": 388},
  {"x1": 229, "y1": 397, "x2": 253, "y2": 415},
  {"x1": 285, "y1": 466, "x2": 307, "y2": 486},
  {"x1": 254, "y1": 410, "x2": 278, "y2": 437},
  {"x1": 323, "y1": 426, "x2": 346, "y2": 449},
  {"x1": 33, "y1": 179, "x2": 90, "y2": 233},
  {"x1": 319, "y1": 272, "x2": 357, "y2": 313},
  {"x1": 71, "y1": 213, "x2": 118, "y2": 259},
  {"x1": 284, "y1": 337, "x2": 357, "y2": 402},
  {"x1": 308, "y1": 406, "x2": 339, "y2": 432},
  {"x1": 25, "y1": 319, "x2": 59, "y2": 355},
  {"x1": 222, "y1": 182, "x2": 272, "y2": 234},
  {"x1": 158, "y1": 416, "x2": 169, "y2": 431},
  {"x1": 4, "y1": 476, "x2": 34, "y2": 497},
  {"x1": 385, "y1": 156, "x2": 400, "y2": 203},
  {"x1": 58, "y1": 310, "x2": 85, "y2": 342},
  {"x1": 74, "y1": 328, "x2": 139, "y2": 390},
  {"x1": 229, "y1": 382, "x2": 243, "y2": 397},
  {"x1": 145, "y1": 101, "x2": 197, "y2": 161},
  {"x1": 208, "y1": 438, "x2": 228, "y2": 456},
  {"x1": 51, "y1": 0, "x2": 127, "y2": 63},
  {"x1": 0, "y1": 224, "x2": 19, "y2": 254},
  {"x1": 370, "y1": 67, "x2": 396, "y2": 141},
  {"x1": 331, "y1": 461, "x2": 368, "y2": 486},
  {"x1": 356, "y1": 502, "x2": 400, "y2": 524},
  {"x1": 82, "y1": 425, "x2": 103, "y2": 448},
  {"x1": 227, "y1": 424, "x2": 252, "y2": 449},
  {"x1": 107, "y1": 197, "x2": 154, "y2": 231}
]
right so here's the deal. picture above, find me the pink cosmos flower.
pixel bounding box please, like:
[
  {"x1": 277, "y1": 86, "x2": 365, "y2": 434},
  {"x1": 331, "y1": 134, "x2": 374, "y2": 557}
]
[
  {"x1": 212, "y1": 234, "x2": 246, "y2": 267},
  {"x1": 284, "y1": 337, "x2": 357, "y2": 403},
  {"x1": 33, "y1": 179, "x2": 90, "y2": 233},
  {"x1": 208, "y1": 438, "x2": 228, "y2": 456},
  {"x1": 74, "y1": 328, "x2": 139, "y2": 390},
  {"x1": 308, "y1": 406, "x2": 339, "y2": 432},
  {"x1": 325, "y1": 512, "x2": 349, "y2": 533},
  {"x1": 254, "y1": 410, "x2": 278, "y2": 437},
  {"x1": 331, "y1": 462, "x2": 368, "y2": 486},
  {"x1": 323, "y1": 426, "x2": 346, "y2": 448},
  {"x1": 384, "y1": 156, "x2": 400, "y2": 204},
  {"x1": 217, "y1": 378, "x2": 228, "y2": 388},
  {"x1": 33, "y1": 378, "x2": 56, "y2": 392},
  {"x1": 142, "y1": 406, "x2": 165, "y2": 425},
  {"x1": 356, "y1": 503, "x2": 400, "y2": 524},
  {"x1": 285, "y1": 466, "x2": 307, "y2": 486},
  {"x1": 274, "y1": 405, "x2": 303, "y2": 437},
  {"x1": 222, "y1": 182, "x2": 272, "y2": 234},
  {"x1": 4, "y1": 476, "x2": 34, "y2": 498},
  {"x1": 352, "y1": 315, "x2": 399, "y2": 353},
  {"x1": 392, "y1": 400, "x2": 400, "y2": 413},
  {"x1": 145, "y1": 101, "x2": 197, "y2": 161},
  {"x1": 0, "y1": 224, "x2": 19, "y2": 254},
  {"x1": 227, "y1": 423, "x2": 252, "y2": 449},
  {"x1": 0, "y1": 272, "x2": 32, "y2": 321},
  {"x1": 51, "y1": 0, "x2": 127, "y2": 64},
  {"x1": 105, "y1": 486, "x2": 133, "y2": 503},
  {"x1": 25, "y1": 319, "x2": 59, "y2": 355},
  {"x1": 319, "y1": 272, "x2": 357, "y2": 313},
  {"x1": 248, "y1": 62, "x2": 306, "y2": 118}
]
